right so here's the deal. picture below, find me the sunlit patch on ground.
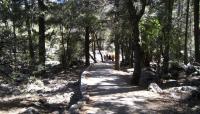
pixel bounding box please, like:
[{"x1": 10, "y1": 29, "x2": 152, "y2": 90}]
[
  {"x1": 80, "y1": 63, "x2": 200, "y2": 114},
  {"x1": 0, "y1": 66, "x2": 83, "y2": 114}
]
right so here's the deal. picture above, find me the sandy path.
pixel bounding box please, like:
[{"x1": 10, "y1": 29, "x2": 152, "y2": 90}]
[{"x1": 80, "y1": 63, "x2": 183, "y2": 114}]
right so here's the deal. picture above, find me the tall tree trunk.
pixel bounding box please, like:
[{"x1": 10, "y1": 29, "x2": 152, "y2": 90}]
[
  {"x1": 11, "y1": 0, "x2": 17, "y2": 67},
  {"x1": 96, "y1": 39, "x2": 104, "y2": 62},
  {"x1": 130, "y1": 36, "x2": 134, "y2": 67},
  {"x1": 85, "y1": 26, "x2": 90, "y2": 66},
  {"x1": 184, "y1": 0, "x2": 190, "y2": 64},
  {"x1": 114, "y1": 0, "x2": 120, "y2": 70},
  {"x1": 25, "y1": 0, "x2": 35, "y2": 65},
  {"x1": 127, "y1": 0, "x2": 147, "y2": 84},
  {"x1": 38, "y1": 0, "x2": 46, "y2": 66},
  {"x1": 163, "y1": 0, "x2": 174, "y2": 74},
  {"x1": 194, "y1": 0, "x2": 200, "y2": 63},
  {"x1": 132, "y1": 22, "x2": 142, "y2": 84},
  {"x1": 114, "y1": 37, "x2": 120, "y2": 69},
  {"x1": 121, "y1": 45, "x2": 124, "y2": 63},
  {"x1": 12, "y1": 21, "x2": 17, "y2": 66},
  {"x1": 92, "y1": 38, "x2": 96, "y2": 63},
  {"x1": 60, "y1": 25, "x2": 66, "y2": 69}
]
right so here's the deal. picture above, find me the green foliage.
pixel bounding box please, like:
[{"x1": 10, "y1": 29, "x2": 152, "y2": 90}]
[{"x1": 140, "y1": 17, "x2": 161, "y2": 59}]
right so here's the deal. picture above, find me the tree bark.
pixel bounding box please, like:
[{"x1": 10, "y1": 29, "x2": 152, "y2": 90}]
[
  {"x1": 38, "y1": 0, "x2": 46, "y2": 66},
  {"x1": 11, "y1": 1, "x2": 17, "y2": 66},
  {"x1": 162, "y1": 0, "x2": 174, "y2": 74},
  {"x1": 96, "y1": 38, "x2": 104, "y2": 62},
  {"x1": 60, "y1": 25, "x2": 66, "y2": 69},
  {"x1": 12, "y1": 21, "x2": 17, "y2": 65},
  {"x1": 114, "y1": 0, "x2": 120, "y2": 70},
  {"x1": 194, "y1": 0, "x2": 200, "y2": 63},
  {"x1": 25, "y1": 0, "x2": 35, "y2": 65},
  {"x1": 131, "y1": 22, "x2": 142, "y2": 84},
  {"x1": 85, "y1": 26, "x2": 90, "y2": 66},
  {"x1": 127, "y1": 0, "x2": 147, "y2": 84},
  {"x1": 184, "y1": 0, "x2": 190, "y2": 64},
  {"x1": 92, "y1": 36, "x2": 96, "y2": 63}
]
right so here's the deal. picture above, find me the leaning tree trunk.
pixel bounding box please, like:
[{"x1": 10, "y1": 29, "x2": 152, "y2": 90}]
[
  {"x1": 85, "y1": 26, "x2": 90, "y2": 66},
  {"x1": 194, "y1": 0, "x2": 200, "y2": 63}
]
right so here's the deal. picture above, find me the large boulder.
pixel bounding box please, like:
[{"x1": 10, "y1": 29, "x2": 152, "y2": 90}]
[
  {"x1": 185, "y1": 62, "x2": 200, "y2": 76},
  {"x1": 139, "y1": 67, "x2": 158, "y2": 87},
  {"x1": 186, "y1": 63, "x2": 196, "y2": 75},
  {"x1": 164, "y1": 86, "x2": 198, "y2": 100},
  {"x1": 169, "y1": 62, "x2": 185, "y2": 79}
]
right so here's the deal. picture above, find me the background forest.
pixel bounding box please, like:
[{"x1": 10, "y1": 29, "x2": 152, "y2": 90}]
[
  {"x1": 0, "y1": 0, "x2": 199, "y2": 82},
  {"x1": 0, "y1": 0, "x2": 200, "y2": 113}
]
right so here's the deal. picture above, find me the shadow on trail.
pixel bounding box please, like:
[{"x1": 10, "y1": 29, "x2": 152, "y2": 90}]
[
  {"x1": 82, "y1": 63, "x2": 200, "y2": 114},
  {"x1": 88, "y1": 85, "x2": 143, "y2": 96},
  {"x1": 93, "y1": 102, "x2": 130, "y2": 114},
  {"x1": 86, "y1": 62, "x2": 144, "y2": 96}
]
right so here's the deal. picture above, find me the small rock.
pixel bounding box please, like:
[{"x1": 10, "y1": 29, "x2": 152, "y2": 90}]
[
  {"x1": 161, "y1": 73, "x2": 172, "y2": 80},
  {"x1": 96, "y1": 109, "x2": 107, "y2": 114},
  {"x1": 83, "y1": 95, "x2": 90, "y2": 102},
  {"x1": 186, "y1": 64, "x2": 196, "y2": 75},
  {"x1": 163, "y1": 79, "x2": 179, "y2": 87},
  {"x1": 20, "y1": 107, "x2": 39, "y2": 114},
  {"x1": 13, "y1": 90, "x2": 21, "y2": 95},
  {"x1": 77, "y1": 101, "x2": 84, "y2": 108},
  {"x1": 62, "y1": 110, "x2": 69, "y2": 114},
  {"x1": 39, "y1": 98, "x2": 47, "y2": 105},
  {"x1": 148, "y1": 83, "x2": 163, "y2": 93},
  {"x1": 69, "y1": 104, "x2": 80, "y2": 114},
  {"x1": 192, "y1": 105, "x2": 200, "y2": 111},
  {"x1": 51, "y1": 111, "x2": 59, "y2": 114},
  {"x1": 43, "y1": 79, "x2": 50, "y2": 85},
  {"x1": 37, "y1": 90, "x2": 42, "y2": 93}
]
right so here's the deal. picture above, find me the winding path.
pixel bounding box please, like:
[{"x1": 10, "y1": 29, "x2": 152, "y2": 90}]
[{"x1": 79, "y1": 63, "x2": 182, "y2": 114}]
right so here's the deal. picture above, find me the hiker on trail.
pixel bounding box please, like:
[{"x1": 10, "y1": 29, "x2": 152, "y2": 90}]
[{"x1": 111, "y1": 54, "x2": 115, "y2": 61}]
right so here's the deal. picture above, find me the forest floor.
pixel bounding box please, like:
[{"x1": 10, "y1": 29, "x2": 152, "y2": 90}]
[
  {"x1": 0, "y1": 65, "x2": 85, "y2": 114},
  {"x1": 80, "y1": 63, "x2": 200, "y2": 114},
  {"x1": 0, "y1": 62, "x2": 200, "y2": 114}
]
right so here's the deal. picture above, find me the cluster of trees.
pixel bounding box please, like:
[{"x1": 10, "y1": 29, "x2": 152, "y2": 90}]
[
  {"x1": 111, "y1": 0, "x2": 200, "y2": 84},
  {"x1": 0, "y1": 0, "x2": 199, "y2": 85},
  {"x1": 0, "y1": 0, "x2": 104, "y2": 70}
]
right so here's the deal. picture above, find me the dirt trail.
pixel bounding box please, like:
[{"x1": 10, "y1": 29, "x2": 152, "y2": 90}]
[{"x1": 80, "y1": 63, "x2": 191, "y2": 114}]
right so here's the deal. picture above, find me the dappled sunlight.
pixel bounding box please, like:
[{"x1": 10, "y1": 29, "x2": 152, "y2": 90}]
[
  {"x1": 80, "y1": 63, "x2": 200, "y2": 114},
  {"x1": 82, "y1": 63, "x2": 178, "y2": 113},
  {"x1": 84, "y1": 77, "x2": 119, "y2": 86},
  {"x1": 1, "y1": 0, "x2": 199, "y2": 113},
  {"x1": 0, "y1": 66, "x2": 83, "y2": 113},
  {"x1": 0, "y1": 108, "x2": 27, "y2": 114}
]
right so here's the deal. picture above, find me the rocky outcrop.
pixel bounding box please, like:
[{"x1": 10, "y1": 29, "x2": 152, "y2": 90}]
[{"x1": 139, "y1": 67, "x2": 158, "y2": 87}]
